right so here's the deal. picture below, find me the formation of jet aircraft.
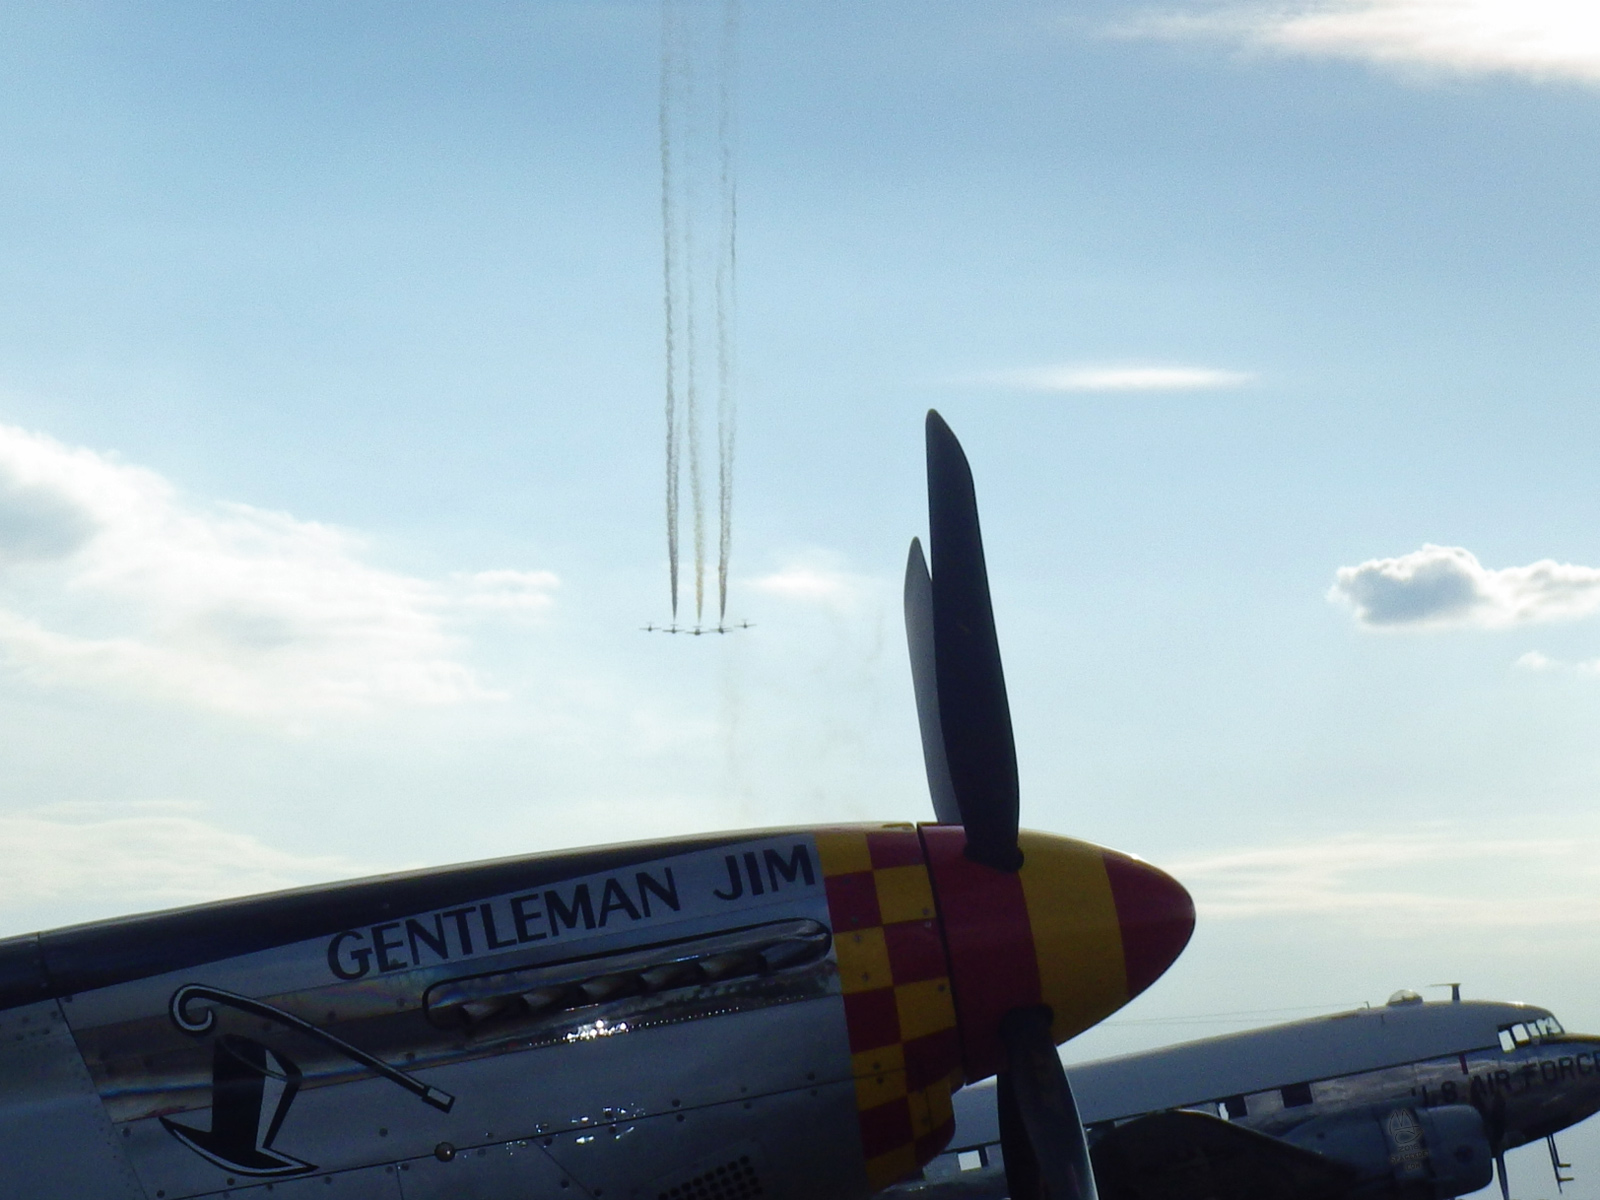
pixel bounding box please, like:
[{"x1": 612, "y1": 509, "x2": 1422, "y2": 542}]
[
  {"x1": 910, "y1": 992, "x2": 1600, "y2": 1200},
  {"x1": 641, "y1": 620, "x2": 754, "y2": 635},
  {"x1": 0, "y1": 414, "x2": 1196, "y2": 1200}
]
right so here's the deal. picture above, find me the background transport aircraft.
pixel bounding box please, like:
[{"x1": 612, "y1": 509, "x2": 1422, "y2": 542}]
[
  {"x1": 0, "y1": 413, "x2": 1193, "y2": 1200},
  {"x1": 911, "y1": 993, "x2": 1600, "y2": 1200}
]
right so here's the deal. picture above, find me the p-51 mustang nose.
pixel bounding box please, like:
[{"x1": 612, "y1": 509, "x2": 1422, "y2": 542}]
[{"x1": 923, "y1": 826, "x2": 1194, "y2": 1083}]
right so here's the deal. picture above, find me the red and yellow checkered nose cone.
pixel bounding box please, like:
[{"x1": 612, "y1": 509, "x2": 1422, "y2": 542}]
[{"x1": 923, "y1": 826, "x2": 1193, "y2": 1083}]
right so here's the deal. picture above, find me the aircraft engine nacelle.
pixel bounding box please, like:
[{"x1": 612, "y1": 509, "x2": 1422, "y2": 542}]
[{"x1": 1281, "y1": 1103, "x2": 1493, "y2": 1200}]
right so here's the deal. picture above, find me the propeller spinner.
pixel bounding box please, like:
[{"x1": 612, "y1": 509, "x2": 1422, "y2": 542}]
[{"x1": 904, "y1": 410, "x2": 1194, "y2": 1200}]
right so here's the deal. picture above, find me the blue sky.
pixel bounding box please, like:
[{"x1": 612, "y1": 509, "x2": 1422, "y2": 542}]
[{"x1": 2, "y1": 2, "x2": 1600, "y2": 1191}]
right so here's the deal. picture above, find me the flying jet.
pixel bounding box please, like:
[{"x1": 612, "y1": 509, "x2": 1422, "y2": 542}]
[
  {"x1": 0, "y1": 412, "x2": 1194, "y2": 1200},
  {"x1": 642, "y1": 620, "x2": 753, "y2": 635},
  {"x1": 911, "y1": 991, "x2": 1600, "y2": 1200}
]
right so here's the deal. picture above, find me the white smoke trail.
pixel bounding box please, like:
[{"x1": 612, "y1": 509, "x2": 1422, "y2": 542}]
[
  {"x1": 716, "y1": 0, "x2": 739, "y2": 623},
  {"x1": 660, "y1": 0, "x2": 681, "y2": 621},
  {"x1": 660, "y1": 0, "x2": 737, "y2": 629},
  {"x1": 686, "y1": 238, "x2": 705, "y2": 624},
  {"x1": 683, "y1": 6, "x2": 706, "y2": 625}
]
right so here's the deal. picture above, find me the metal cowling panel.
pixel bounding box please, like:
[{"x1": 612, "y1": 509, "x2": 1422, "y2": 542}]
[
  {"x1": 23, "y1": 831, "x2": 751, "y2": 1006},
  {"x1": 0, "y1": 933, "x2": 49, "y2": 1009}
]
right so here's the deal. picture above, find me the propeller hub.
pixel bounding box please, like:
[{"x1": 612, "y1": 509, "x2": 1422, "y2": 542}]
[{"x1": 923, "y1": 826, "x2": 1194, "y2": 1083}]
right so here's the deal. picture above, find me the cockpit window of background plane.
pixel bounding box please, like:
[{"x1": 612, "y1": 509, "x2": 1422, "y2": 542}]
[{"x1": 1499, "y1": 1016, "x2": 1565, "y2": 1051}]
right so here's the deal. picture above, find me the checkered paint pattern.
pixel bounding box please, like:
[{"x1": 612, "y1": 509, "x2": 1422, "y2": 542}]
[{"x1": 816, "y1": 828, "x2": 962, "y2": 1192}]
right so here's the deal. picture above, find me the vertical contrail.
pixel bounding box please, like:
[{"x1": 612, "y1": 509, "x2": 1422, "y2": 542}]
[
  {"x1": 660, "y1": 0, "x2": 681, "y2": 621},
  {"x1": 686, "y1": 234, "x2": 705, "y2": 624},
  {"x1": 660, "y1": 0, "x2": 736, "y2": 630},
  {"x1": 715, "y1": 0, "x2": 739, "y2": 622},
  {"x1": 682, "y1": 9, "x2": 706, "y2": 626}
]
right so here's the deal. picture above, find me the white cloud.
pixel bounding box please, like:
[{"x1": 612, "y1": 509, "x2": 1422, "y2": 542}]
[
  {"x1": 451, "y1": 569, "x2": 562, "y2": 612},
  {"x1": 0, "y1": 803, "x2": 374, "y2": 923},
  {"x1": 1126, "y1": 1, "x2": 1600, "y2": 85},
  {"x1": 0, "y1": 423, "x2": 557, "y2": 717},
  {"x1": 1170, "y1": 827, "x2": 1600, "y2": 928},
  {"x1": 982, "y1": 364, "x2": 1255, "y2": 393},
  {"x1": 748, "y1": 559, "x2": 868, "y2": 609},
  {"x1": 1513, "y1": 648, "x2": 1600, "y2": 676},
  {"x1": 1329, "y1": 543, "x2": 1600, "y2": 628}
]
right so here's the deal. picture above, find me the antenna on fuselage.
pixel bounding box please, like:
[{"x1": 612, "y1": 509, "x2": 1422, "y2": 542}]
[{"x1": 1428, "y1": 982, "x2": 1463, "y2": 1003}]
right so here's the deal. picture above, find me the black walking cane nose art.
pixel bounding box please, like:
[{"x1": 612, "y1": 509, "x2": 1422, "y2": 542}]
[
  {"x1": 160, "y1": 1036, "x2": 314, "y2": 1177},
  {"x1": 159, "y1": 983, "x2": 456, "y2": 1178}
]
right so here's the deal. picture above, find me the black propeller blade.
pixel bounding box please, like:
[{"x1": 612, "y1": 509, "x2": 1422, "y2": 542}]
[
  {"x1": 910, "y1": 411, "x2": 1102, "y2": 1200},
  {"x1": 1484, "y1": 1090, "x2": 1510, "y2": 1200},
  {"x1": 904, "y1": 537, "x2": 960, "y2": 825},
  {"x1": 998, "y1": 1008, "x2": 1100, "y2": 1200},
  {"x1": 924, "y1": 410, "x2": 1022, "y2": 872}
]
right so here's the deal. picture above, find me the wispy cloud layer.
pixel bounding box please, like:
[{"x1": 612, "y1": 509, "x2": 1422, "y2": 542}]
[
  {"x1": 1126, "y1": 1, "x2": 1600, "y2": 85},
  {"x1": 980, "y1": 364, "x2": 1254, "y2": 393},
  {"x1": 0, "y1": 423, "x2": 557, "y2": 717},
  {"x1": 748, "y1": 556, "x2": 872, "y2": 610},
  {"x1": 1329, "y1": 544, "x2": 1600, "y2": 629},
  {"x1": 1514, "y1": 649, "x2": 1600, "y2": 676},
  {"x1": 0, "y1": 803, "x2": 373, "y2": 926},
  {"x1": 1170, "y1": 827, "x2": 1600, "y2": 928}
]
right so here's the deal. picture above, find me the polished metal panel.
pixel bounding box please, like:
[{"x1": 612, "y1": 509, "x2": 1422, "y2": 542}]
[
  {"x1": 639, "y1": 1141, "x2": 769, "y2": 1200},
  {"x1": 1054, "y1": 1001, "x2": 1556, "y2": 1124},
  {"x1": 541, "y1": 1081, "x2": 866, "y2": 1200},
  {"x1": 0, "y1": 931, "x2": 50, "y2": 1008},
  {"x1": 55, "y1": 834, "x2": 849, "y2": 1200},
  {"x1": 422, "y1": 918, "x2": 833, "y2": 1045},
  {"x1": 1280, "y1": 1103, "x2": 1493, "y2": 1197},
  {"x1": 230, "y1": 1162, "x2": 404, "y2": 1198},
  {"x1": 1254, "y1": 1068, "x2": 1420, "y2": 1132},
  {"x1": 1409, "y1": 1039, "x2": 1600, "y2": 1149},
  {"x1": 105, "y1": 997, "x2": 855, "y2": 1200},
  {"x1": 0, "y1": 999, "x2": 146, "y2": 1198},
  {"x1": 61, "y1": 833, "x2": 829, "y2": 1040},
  {"x1": 395, "y1": 1141, "x2": 583, "y2": 1200},
  {"x1": 22, "y1": 832, "x2": 754, "y2": 1009}
]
